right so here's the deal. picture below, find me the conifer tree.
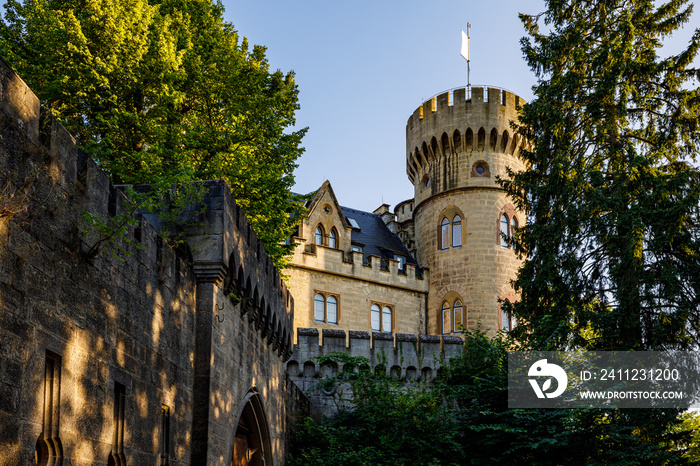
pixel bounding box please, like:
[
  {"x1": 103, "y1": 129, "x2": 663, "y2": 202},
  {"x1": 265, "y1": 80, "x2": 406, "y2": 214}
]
[
  {"x1": 0, "y1": 0, "x2": 306, "y2": 270},
  {"x1": 503, "y1": 0, "x2": 700, "y2": 350}
]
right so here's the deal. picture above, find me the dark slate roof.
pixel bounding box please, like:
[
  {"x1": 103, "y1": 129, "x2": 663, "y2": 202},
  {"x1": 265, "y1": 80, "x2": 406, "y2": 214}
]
[{"x1": 340, "y1": 206, "x2": 418, "y2": 266}]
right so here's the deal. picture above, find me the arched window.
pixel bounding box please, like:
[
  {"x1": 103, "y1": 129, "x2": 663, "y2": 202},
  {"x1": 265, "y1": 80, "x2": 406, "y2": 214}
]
[
  {"x1": 500, "y1": 214, "x2": 509, "y2": 248},
  {"x1": 452, "y1": 215, "x2": 462, "y2": 247},
  {"x1": 315, "y1": 225, "x2": 324, "y2": 245},
  {"x1": 327, "y1": 296, "x2": 337, "y2": 324},
  {"x1": 382, "y1": 306, "x2": 392, "y2": 333},
  {"x1": 315, "y1": 293, "x2": 339, "y2": 324},
  {"x1": 453, "y1": 300, "x2": 463, "y2": 332},
  {"x1": 328, "y1": 228, "x2": 337, "y2": 249},
  {"x1": 510, "y1": 216, "x2": 518, "y2": 244},
  {"x1": 502, "y1": 308, "x2": 515, "y2": 332},
  {"x1": 442, "y1": 301, "x2": 450, "y2": 334},
  {"x1": 314, "y1": 294, "x2": 325, "y2": 321},
  {"x1": 370, "y1": 304, "x2": 381, "y2": 331},
  {"x1": 440, "y1": 217, "x2": 450, "y2": 250}
]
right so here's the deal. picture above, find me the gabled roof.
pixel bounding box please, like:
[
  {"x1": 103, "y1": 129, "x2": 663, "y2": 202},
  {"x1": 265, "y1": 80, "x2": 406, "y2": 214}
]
[{"x1": 305, "y1": 180, "x2": 349, "y2": 229}]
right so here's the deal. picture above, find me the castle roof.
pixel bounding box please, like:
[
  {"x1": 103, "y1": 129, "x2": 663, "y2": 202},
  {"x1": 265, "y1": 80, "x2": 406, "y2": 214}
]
[{"x1": 340, "y1": 205, "x2": 417, "y2": 266}]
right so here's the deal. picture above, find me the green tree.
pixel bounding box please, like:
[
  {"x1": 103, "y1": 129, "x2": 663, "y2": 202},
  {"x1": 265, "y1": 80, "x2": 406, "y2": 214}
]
[
  {"x1": 0, "y1": 0, "x2": 306, "y2": 269},
  {"x1": 502, "y1": 0, "x2": 700, "y2": 351},
  {"x1": 288, "y1": 353, "x2": 463, "y2": 466},
  {"x1": 439, "y1": 329, "x2": 688, "y2": 465}
]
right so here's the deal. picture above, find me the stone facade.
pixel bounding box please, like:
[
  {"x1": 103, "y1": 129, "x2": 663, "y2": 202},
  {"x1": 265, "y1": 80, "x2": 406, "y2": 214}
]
[
  {"x1": 286, "y1": 183, "x2": 428, "y2": 336},
  {"x1": 0, "y1": 57, "x2": 299, "y2": 465},
  {"x1": 287, "y1": 328, "x2": 463, "y2": 419}
]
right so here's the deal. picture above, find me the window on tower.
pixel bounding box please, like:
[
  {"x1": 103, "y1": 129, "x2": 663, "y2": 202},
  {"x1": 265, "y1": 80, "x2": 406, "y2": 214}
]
[
  {"x1": 442, "y1": 298, "x2": 465, "y2": 334},
  {"x1": 440, "y1": 217, "x2": 450, "y2": 250},
  {"x1": 498, "y1": 207, "x2": 519, "y2": 248},
  {"x1": 439, "y1": 210, "x2": 465, "y2": 251},
  {"x1": 500, "y1": 214, "x2": 509, "y2": 247},
  {"x1": 452, "y1": 215, "x2": 462, "y2": 247}
]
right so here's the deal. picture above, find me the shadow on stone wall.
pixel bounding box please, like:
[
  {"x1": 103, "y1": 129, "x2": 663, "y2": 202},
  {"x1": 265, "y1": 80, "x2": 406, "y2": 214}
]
[{"x1": 0, "y1": 56, "x2": 304, "y2": 465}]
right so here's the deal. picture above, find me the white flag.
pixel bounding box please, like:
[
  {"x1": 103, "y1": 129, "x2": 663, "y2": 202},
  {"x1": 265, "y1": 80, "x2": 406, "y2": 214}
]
[{"x1": 461, "y1": 30, "x2": 469, "y2": 61}]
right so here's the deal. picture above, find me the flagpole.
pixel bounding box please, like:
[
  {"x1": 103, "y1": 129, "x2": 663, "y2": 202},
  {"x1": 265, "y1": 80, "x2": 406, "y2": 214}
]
[
  {"x1": 467, "y1": 23, "x2": 471, "y2": 99},
  {"x1": 461, "y1": 23, "x2": 471, "y2": 99}
]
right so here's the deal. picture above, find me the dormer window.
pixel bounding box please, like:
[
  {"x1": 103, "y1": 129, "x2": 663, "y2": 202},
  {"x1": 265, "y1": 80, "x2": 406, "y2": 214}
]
[{"x1": 395, "y1": 255, "x2": 406, "y2": 271}]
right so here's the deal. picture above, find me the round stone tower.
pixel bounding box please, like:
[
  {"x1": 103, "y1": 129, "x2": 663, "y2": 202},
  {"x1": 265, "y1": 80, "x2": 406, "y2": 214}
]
[{"x1": 405, "y1": 86, "x2": 526, "y2": 335}]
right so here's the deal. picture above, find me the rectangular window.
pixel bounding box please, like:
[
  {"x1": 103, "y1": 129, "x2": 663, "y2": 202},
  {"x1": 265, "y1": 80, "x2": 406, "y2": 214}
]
[
  {"x1": 453, "y1": 307, "x2": 463, "y2": 332},
  {"x1": 502, "y1": 309, "x2": 512, "y2": 332},
  {"x1": 327, "y1": 296, "x2": 338, "y2": 324},
  {"x1": 442, "y1": 307, "x2": 450, "y2": 334},
  {"x1": 161, "y1": 405, "x2": 170, "y2": 466},
  {"x1": 382, "y1": 306, "x2": 392, "y2": 333},
  {"x1": 110, "y1": 382, "x2": 127, "y2": 465},
  {"x1": 36, "y1": 351, "x2": 63, "y2": 466},
  {"x1": 441, "y1": 222, "x2": 450, "y2": 250},
  {"x1": 314, "y1": 294, "x2": 325, "y2": 322},
  {"x1": 371, "y1": 305, "x2": 381, "y2": 331}
]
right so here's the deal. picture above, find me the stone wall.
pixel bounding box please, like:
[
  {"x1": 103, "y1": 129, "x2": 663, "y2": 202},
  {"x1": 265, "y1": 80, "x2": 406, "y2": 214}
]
[
  {"x1": 286, "y1": 327, "x2": 463, "y2": 419},
  {"x1": 0, "y1": 56, "x2": 300, "y2": 465}
]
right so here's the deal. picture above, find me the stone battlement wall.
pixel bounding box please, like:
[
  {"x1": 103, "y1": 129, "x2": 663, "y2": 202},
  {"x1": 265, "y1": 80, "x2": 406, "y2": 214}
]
[
  {"x1": 0, "y1": 56, "x2": 299, "y2": 464},
  {"x1": 286, "y1": 328, "x2": 463, "y2": 418}
]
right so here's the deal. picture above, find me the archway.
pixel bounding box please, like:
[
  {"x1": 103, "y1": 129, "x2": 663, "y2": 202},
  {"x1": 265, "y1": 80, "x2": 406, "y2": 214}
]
[{"x1": 231, "y1": 390, "x2": 272, "y2": 466}]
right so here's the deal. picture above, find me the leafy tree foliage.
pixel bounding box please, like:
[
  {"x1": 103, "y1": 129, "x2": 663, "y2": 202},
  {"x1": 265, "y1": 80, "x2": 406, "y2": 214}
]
[
  {"x1": 502, "y1": 0, "x2": 700, "y2": 350},
  {"x1": 288, "y1": 353, "x2": 463, "y2": 466},
  {"x1": 0, "y1": 0, "x2": 306, "y2": 269},
  {"x1": 439, "y1": 329, "x2": 689, "y2": 465}
]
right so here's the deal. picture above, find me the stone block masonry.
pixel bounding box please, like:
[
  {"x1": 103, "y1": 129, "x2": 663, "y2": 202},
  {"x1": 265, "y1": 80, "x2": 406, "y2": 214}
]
[
  {"x1": 287, "y1": 327, "x2": 463, "y2": 418},
  {"x1": 0, "y1": 55, "x2": 302, "y2": 465}
]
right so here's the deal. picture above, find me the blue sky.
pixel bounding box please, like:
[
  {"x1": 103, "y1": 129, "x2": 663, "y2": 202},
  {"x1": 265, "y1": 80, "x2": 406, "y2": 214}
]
[
  {"x1": 222, "y1": 1, "x2": 699, "y2": 213},
  {"x1": 222, "y1": 0, "x2": 542, "y2": 211}
]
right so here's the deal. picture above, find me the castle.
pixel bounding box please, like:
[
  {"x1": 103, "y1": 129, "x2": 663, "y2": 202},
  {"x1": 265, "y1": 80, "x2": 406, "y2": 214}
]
[
  {"x1": 285, "y1": 85, "x2": 525, "y2": 340},
  {"x1": 0, "y1": 51, "x2": 524, "y2": 464}
]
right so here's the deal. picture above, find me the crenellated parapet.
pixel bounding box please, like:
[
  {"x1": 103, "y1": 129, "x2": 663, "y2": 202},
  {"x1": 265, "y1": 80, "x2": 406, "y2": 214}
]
[
  {"x1": 180, "y1": 180, "x2": 295, "y2": 360},
  {"x1": 294, "y1": 242, "x2": 427, "y2": 287},
  {"x1": 406, "y1": 86, "x2": 526, "y2": 192},
  {"x1": 286, "y1": 327, "x2": 463, "y2": 417}
]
